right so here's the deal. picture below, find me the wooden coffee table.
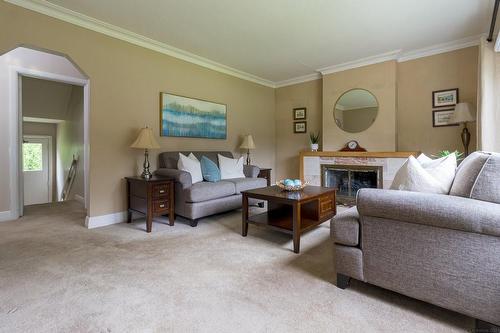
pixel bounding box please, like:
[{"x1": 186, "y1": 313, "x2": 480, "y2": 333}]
[{"x1": 241, "y1": 186, "x2": 336, "y2": 253}]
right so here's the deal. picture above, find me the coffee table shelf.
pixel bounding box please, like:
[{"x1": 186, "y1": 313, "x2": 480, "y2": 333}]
[{"x1": 246, "y1": 208, "x2": 324, "y2": 234}]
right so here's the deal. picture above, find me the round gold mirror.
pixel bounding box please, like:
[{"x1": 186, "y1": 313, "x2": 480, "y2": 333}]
[{"x1": 333, "y1": 89, "x2": 378, "y2": 133}]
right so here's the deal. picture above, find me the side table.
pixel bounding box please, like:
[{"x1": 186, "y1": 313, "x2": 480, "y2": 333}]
[{"x1": 125, "y1": 176, "x2": 175, "y2": 232}]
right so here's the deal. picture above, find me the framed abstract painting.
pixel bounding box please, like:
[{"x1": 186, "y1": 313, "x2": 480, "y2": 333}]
[{"x1": 160, "y1": 92, "x2": 227, "y2": 139}]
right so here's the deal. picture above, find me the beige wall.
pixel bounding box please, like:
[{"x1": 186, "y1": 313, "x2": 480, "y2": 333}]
[
  {"x1": 275, "y1": 49, "x2": 478, "y2": 178},
  {"x1": 398, "y1": 46, "x2": 478, "y2": 154},
  {"x1": 0, "y1": 1, "x2": 276, "y2": 217},
  {"x1": 275, "y1": 79, "x2": 322, "y2": 180},
  {"x1": 323, "y1": 61, "x2": 397, "y2": 151},
  {"x1": 22, "y1": 76, "x2": 73, "y2": 120},
  {"x1": 57, "y1": 86, "x2": 84, "y2": 201},
  {"x1": 22, "y1": 122, "x2": 57, "y2": 202}
]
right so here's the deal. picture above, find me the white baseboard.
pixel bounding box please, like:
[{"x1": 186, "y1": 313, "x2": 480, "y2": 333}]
[
  {"x1": 85, "y1": 211, "x2": 127, "y2": 229},
  {"x1": 74, "y1": 194, "x2": 85, "y2": 205},
  {"x1": 0, "y1": 210, "x2": 17, "y2": 222}
]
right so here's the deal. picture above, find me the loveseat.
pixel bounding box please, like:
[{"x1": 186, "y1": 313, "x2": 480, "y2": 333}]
[
  {"x1": 331, "y1": 151, "x2": 500, "y2": 327},
  {"x1": 155, "y1": 151, "x2": 267, "y2": 226}
]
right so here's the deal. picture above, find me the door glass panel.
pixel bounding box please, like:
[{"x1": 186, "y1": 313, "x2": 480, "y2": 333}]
[{"x1": 23, "y1": 142, "x2": 43, "y2": 171}]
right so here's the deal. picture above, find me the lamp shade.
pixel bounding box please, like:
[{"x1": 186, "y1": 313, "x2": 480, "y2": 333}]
[
  {"x1": 130, "y1": 127, "x2": 160, "y2": 149},
  {"x1": 240, "y1": 134, "x2": 256, "y2": 149},
  {"x1": 450, "y1": 102, "x2": 475, "y2": 124}
]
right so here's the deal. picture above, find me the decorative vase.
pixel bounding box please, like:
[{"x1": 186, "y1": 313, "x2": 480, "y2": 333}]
[{"x1": 311, "y1": 143, "x2": 319, "y2": 151}]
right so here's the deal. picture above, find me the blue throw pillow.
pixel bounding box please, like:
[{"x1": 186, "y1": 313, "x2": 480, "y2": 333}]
[{"x1": 200, "y1": 156, "x2": 221, "y2": 182}]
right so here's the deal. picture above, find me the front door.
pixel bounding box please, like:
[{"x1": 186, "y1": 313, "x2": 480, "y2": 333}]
[{"x1": 23, "y1": 136, "x2": 51, "y2": 206}]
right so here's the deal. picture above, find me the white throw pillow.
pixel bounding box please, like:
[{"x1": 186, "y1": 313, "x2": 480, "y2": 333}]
[
  {"x1": 218, "y1": 154, "x2": 245, "y2": 179},
  {"x1": 177, "y1": 153, "x2": 203, "y2": 183},
  {"x1": 418, "y1": 153, "x2": 457, "y2": 192},
  {"x1": 390, "y1": 154, "x2": 457, "y2": 194}
]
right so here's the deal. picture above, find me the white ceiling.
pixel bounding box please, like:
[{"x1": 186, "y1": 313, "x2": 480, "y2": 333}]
[{"x1": 13, "y1": 0, "x2": 496, "y2": 86}]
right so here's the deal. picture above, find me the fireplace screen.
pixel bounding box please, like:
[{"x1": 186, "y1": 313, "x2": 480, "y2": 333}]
[{"x1": 321, "y1": 164, "x2": 383, "y2": 205}]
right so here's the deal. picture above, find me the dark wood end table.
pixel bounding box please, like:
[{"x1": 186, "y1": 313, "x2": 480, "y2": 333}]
[
  {"x1": 258, "y1": 168, "x2": 272, "y2": 186},
  {"x1": 241, "y1": 185, "x2": 336, "y2": 253},
  {"x1": 125, "y1": 176, "x2": 175, "y2": 232}
]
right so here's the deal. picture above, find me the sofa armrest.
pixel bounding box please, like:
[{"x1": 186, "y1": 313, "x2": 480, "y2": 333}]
[
  {"x1": 154, "y1": 168, "x2": 192, "y2": 189},
  {"x1": 357, "y1": 188, "x2": 500, "y2": 238},
  {"x1": 244, "y1": 165, "x2": 260, "y2": 178}
]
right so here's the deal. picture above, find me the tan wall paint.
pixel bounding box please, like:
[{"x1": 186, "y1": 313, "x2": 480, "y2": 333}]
[
  {"x1": 323, "y1": 61, "x2": 397, "y2": 151},
  {"x1": 22, "y1": 76, "x2": 73, "y2": 120},
  {"x1": 275, "y1": 49, "x2": 478, "y2": 178},
  {"x1": 275, "y1": 79, "x2": 322, "y2": 180},
  {"x1": 57, "y1": 86, "x2": 84, "y2": 201},
  {"x1": 22, "y1": 122, "x2": 57, "y2": 202},
  {"x1": 0, "y1": 2, "x2": 276, "y2": 217},
  {"x1": 397, "y1": 47, "x2": 478, "y2": 154}
]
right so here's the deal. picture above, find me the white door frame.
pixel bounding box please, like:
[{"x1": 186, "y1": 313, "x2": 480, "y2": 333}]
[
  {"x1": 9, "y1": 66, "x2": 90, "y2": 219},
  {"x1": 22, "y1": 134, "x2": 53, "y2": 204}
]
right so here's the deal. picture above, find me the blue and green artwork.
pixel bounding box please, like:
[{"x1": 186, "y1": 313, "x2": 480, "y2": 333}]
[{"x1": 160, "y1": 93, "x2": 227, "y2": 139}]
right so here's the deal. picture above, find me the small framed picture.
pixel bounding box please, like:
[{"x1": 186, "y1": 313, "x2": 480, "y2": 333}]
[
  {"x1": 432, "y1": 109, "x2": 459, "y2": 127},
  {"x1": 294, "y1": 121, "x2": 307, "y2": 133},
  {"x1": 293, "y1": 107, "x2": 307, "y2": 120},
  {"x1": 432, "y1": 88, "x2": 459, "y2": 108}
]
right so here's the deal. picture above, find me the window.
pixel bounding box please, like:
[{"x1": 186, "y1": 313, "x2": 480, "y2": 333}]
[{"x1": 23, "y1": 143, "x2": 43, "y2": 171}]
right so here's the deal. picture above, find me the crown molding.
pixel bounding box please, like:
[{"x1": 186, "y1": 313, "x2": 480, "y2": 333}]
[
  {"x1": 6, "y1": 0, "x2": 485, "y2": 89},
  {"x1": 318, "y1": 49, "x2": 401, "y2": 76},
  {"x1": 274, "y1": 72, "x2": 322, "y2": 88},
  {"x1": 398, "y1": 34, "x2": 483, "y2": 62},
  {"x1": 5, "y1": 0, "x2": 276, "y2": 88}
]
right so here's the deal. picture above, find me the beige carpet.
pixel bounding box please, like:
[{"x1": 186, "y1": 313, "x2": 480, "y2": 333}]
[{"x1": 0, "y1": 201, "x2": 472, "y2": 332}]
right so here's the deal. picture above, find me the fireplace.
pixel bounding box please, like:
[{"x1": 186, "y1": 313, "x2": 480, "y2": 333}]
[{"x1": 321, "y1": 164, "x2": 383, "y2": 205}]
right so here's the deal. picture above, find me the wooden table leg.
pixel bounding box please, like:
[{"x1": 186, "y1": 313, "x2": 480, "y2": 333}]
[
  {"x1": 146, "y1": 213, "x2": 153, "y2": 233},
  {"x1": 242, "y1": 193, "x2": 249, "y2": 237},
  {"x1": 292, "y1": 202, "x2": 301, "y2": 253},
  {"x1": 168, "y1": 182, "x2": 175, "y2": 226}
]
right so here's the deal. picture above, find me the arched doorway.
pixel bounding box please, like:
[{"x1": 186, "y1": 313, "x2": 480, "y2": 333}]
[{"x1": 0, "y1": 45, "x2": 90, "y2": 222}]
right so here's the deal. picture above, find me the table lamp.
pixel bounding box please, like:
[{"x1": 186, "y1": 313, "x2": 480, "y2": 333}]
[
  {"x1": 130, "y1": 126, "x2": 160, "y2": 179},
  {"x1": 240, "y1": 134, "x2": 256, "y2": 165},
  {"x1": 450, "y1": 102, "x2": 475, "y2": 156}
]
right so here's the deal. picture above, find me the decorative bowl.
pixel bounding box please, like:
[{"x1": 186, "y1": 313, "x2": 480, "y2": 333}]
[{"x1": 276, "y1": 180, "x2": 308, "y2": 192}]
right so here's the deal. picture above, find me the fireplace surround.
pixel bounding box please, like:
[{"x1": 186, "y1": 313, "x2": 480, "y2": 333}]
[{"x1": 322, "y1": 164, "x2": 383, "y2": 205}]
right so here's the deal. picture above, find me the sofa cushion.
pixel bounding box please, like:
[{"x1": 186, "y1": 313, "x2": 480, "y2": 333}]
[
  {"x1": 185, "y1": 181, "x2": 236, "y2": 203},
  {"x1": 225, "y1": 177, "x2": 267, "y2": 193},
  {"x1": 331, "y1": 206, "x2": 360, "y2": 246},
  {"x1": 450, "y1": 151, "x2": 490, "y2": 197},
  {"x1": 158, "y1": 151, "x2": 233, "y2": 169},
  {"x1": 177, "y1": 153, "x2": 203, "y2": 183},
  {"x1": 390, "y1": 155, "x2": 456, "y2": 194},
  {"x1": 218, "y1": 154, "x2": 245, "y2": 179},
  {"x1": 470, "y1": 153, "x2": 500, "y2": 204},
  {"x1": 200, "y1": 156, "x2": 221, "y2": 182}
]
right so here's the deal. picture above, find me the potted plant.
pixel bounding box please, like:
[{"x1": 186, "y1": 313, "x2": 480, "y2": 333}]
[
  {"x1": 309, "y1": 132, "x2": 320, "y2": 152},
  {"x1": 433, "y1": 150, "x2": 464, "y2": 162}
]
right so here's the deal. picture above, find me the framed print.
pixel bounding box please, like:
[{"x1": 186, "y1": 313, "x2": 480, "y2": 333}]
[
  {"x1": 160, "y1": 92, "x2": 227, "y2": 139},
  {"x1": 432, "y1": 109, "x2": 459, "y2": 127},
  {"x1": 294, "y1": 121, "x2": 307, "y2": 133},
  {"x1": 432, "y1": 88, "x2": 459, "y2": 108},
  {"x1": 293, "y1": 107, "x2": 307, "y2": 120}
]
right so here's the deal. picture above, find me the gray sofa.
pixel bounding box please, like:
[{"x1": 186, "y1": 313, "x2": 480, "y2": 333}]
[
  {"x1": 331, "y1": 151, "x2": 500, "y2": 327},
  {"x1": 155, "y1": 151, "x2": 267, "y2": 226}
]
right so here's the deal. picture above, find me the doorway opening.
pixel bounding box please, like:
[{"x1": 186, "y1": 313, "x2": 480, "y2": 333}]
[
  {"x1": 21, "y1": 76, "x2": 84, "y2": 211},
  {"x1": 0, "y1": 45, "x2": 90, "y2": 222}
]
